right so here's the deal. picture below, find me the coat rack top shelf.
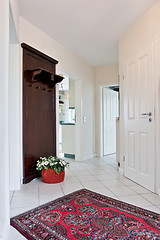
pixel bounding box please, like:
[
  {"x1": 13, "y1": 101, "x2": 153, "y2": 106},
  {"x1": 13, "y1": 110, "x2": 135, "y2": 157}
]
[{"x1": 27, "y1": 68, "x2": 64, "y2": 85}]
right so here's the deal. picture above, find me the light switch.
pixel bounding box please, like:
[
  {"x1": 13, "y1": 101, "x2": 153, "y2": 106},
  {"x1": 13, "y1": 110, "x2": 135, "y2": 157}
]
[{"x1": 83, "y1": 116, "x2": 86, "y2": 123}]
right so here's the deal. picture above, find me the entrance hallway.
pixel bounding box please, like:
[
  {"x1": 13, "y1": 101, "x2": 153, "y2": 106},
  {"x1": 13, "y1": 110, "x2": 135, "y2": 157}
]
[{"x1": 9, "y1": 155, "x2": 160, "y2": 239}]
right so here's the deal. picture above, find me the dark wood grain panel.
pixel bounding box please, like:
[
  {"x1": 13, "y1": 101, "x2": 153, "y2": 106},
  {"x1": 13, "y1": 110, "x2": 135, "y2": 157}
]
[{"x1": 22, "y1": 44, "x2": 60, "y2": 184}]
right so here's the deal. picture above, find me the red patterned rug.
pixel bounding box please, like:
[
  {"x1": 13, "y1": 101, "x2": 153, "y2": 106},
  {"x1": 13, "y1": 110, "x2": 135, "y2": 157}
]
[{"x1": 11, "y1": 189, "x2": 160, "y2": 239}]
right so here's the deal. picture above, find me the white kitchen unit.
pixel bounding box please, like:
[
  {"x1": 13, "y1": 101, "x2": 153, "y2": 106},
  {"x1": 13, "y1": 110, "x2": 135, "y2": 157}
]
[{"x1": 62, "y1": 124, "x2": 75, "y2": 157}]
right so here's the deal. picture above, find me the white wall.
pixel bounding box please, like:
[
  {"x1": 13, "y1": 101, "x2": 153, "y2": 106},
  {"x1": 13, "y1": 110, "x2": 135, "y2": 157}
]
[
  {"x1": 94, "y1": 65, "x2": 119, "y2": 156},
  {"x1": 19, "y1": 18, "x2": 95, "y2": 162},
  {"x1": 119, "y1": 0, "x2": 160, "y2": 192},
  {"x1": 9, "y1": 0, "x2": 19, "y2": 39},
  {"x1": 119, "y1": 1, "x2": 160, "y2": 64},
  {"x1": 0, "y1": 0, "x2": 10, "y2": 239},
  {"x1": 9, "y1": 0, "x2": 21, "y2": 191},
  {"x1": 9, "y1": 44, "x2": 21, "y2": 190}
]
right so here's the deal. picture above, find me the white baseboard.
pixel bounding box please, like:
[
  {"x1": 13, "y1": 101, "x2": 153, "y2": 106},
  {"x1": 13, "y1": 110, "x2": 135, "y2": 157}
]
[
  {"x1": 119, "y1": 167, "x2": 124, "y2": 175},
  {"x1": 83, "y1": 154, "x2": 95, "y2": 161},
  {"x1": 94, "y1": 153, "x2": 103, "y2": 157},
  {"x1": 94, "y1": 153, "x2": 98, "y2": 157}
]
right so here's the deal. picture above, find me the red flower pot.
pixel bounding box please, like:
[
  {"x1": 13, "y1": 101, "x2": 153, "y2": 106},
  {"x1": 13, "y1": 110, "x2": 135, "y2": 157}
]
[{"x1": 41, "y1": 169, "x2": 65, "y2": 184}]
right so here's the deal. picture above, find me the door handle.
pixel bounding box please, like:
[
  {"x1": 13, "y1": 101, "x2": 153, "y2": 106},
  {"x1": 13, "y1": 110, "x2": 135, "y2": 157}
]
[{"x1": 141, "y1": 112, "x2": 152, "y2": 116}]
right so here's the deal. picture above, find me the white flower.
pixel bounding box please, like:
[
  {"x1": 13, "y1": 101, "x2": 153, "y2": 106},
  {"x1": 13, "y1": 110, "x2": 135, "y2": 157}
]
[{"x1": 37, "y1": 156, "x2": 69, "y2": 171}]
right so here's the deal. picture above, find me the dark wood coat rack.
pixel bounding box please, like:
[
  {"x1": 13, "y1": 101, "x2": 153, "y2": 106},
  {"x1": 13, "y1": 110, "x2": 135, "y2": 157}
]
[{"x1": 22, "y1": 43, "x2": 63, "y2": 184}]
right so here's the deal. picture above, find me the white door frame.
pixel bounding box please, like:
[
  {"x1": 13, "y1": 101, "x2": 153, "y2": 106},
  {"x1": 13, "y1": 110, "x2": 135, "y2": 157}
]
[
  {"x1": 154, "y1": 39, "x2": 160, "y2": 195},
  {"x1": 56, "y1": 71, "x2": 83, "y2": 161},
  {"x1": 120, "y1": 39, "x2": 160, "y2": 194},
  {"x1": 97, "y1": 85, "x2": 119, "y2": 157},
  {"x1": 102, "y1": 87, "x2": 118, "y2": 156}
]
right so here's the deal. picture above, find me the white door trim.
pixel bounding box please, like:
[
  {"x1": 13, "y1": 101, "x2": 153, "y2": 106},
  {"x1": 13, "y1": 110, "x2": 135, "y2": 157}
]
[
  {"x1": 95, "y1": 85, "x2": 119, "y2": 157},
  {"x1": 56, "y1": 71, "x2": 83, "y2": 161},
  {"x1": 102, "y1": 88, "x2": 118, "y2": 156},
  {"x1": 154, "y1": 38, "x2": 160, "y2": 194}
]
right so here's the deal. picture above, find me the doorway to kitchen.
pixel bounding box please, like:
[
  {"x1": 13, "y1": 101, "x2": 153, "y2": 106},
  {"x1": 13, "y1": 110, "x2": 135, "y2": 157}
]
[
  {"x1": 102, "y1": 85, "x2": 119, "y2": 165},
  {"x1": 57, "y1": 73, "x2": 82, "y2": 161},
  {"x1": 58, "y1": 75, "x2": 76, "y2": 158}
]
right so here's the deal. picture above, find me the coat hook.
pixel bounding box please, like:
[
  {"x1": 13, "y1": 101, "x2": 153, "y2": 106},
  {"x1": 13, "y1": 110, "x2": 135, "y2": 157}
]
[
  {"x1": 36, "y1": 86, "x2": 40, "y2": 89},
  {"x1": 28, "y1": 84, "x2": 33, "y2": 87},
  {"x1": 42, "y1": 88, "x2": 47, "y2": 91},
  {"x1": 48, "y1": 90, "x2": 52, "y2": 92}
]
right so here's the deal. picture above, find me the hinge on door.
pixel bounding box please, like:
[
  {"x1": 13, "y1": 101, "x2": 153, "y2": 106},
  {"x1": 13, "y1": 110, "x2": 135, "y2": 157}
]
[{"x1": 123, "y1": 156, "x2": 126, "y2": 162}]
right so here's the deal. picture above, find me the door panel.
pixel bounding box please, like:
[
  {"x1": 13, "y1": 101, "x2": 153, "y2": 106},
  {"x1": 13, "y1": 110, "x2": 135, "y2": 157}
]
[
  {"x1": 128, "y1": 131, "x2": 135, "y2": 169},
  {"x1": 124, "y1": 43, "x2": 155, "y2": 191},
  {"x1": 103, "y1": 88, "x2": 118, "y2": 155},
  {"x1": 128, "y1": 62, "x2": 135, "y2": 120},
  {"x1": 139, "y1": 132, "x2": 148, "y2": 174}
]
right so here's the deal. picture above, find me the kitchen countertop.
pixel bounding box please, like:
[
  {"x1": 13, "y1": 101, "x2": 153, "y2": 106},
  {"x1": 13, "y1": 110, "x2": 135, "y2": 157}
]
[{"x1": 60, "y1": 122, "x2": 75, "y2": 125}]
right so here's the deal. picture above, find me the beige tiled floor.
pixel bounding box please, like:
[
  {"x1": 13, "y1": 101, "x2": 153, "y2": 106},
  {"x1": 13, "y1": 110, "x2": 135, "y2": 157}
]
[{"x1": 8, "y1": 154, "x2": 160, "y2": 239}]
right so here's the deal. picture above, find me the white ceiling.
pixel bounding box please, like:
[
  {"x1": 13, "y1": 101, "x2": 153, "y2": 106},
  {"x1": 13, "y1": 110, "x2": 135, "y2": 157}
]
[{"x1": 18, "y1": 0, "x2": 158, "y2": 66}]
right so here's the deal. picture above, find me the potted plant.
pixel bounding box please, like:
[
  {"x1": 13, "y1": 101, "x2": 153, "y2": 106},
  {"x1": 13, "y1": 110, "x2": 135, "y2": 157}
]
[{"x1": 36, "y1": 156, "x2": 69, "y2": 184}]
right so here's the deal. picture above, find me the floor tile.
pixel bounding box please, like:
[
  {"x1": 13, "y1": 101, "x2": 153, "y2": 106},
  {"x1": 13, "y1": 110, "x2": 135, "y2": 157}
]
[
  {"x1": 61, "y1": 182, "x2": 84, "y2": 195},
  {"x1": 141, "y1": 193, "x2": 160, "y2": 205},
  {"x1": 129, "y1": 185, "x2": 151, "y2": 194},
  {"x1": 101, "y1": 179, "x2": 124, "y2": 188},
  {"x1": 72, "y1": 170, "x2": 91, "y2": 176},
  {"x1": 112, "y1": 174, "x2": 125, "y2": 180},
  {"x1": 65, "y1": 170, "x2": 75, "y2": 176},
  {"x1": 10, "y1": 191, "x2": 14, "y2": 203},
  {"x1": 110, "y1": 186, "x2": 137, "y2": 196},
  {"x1": 14, "y1": 187, "x2": 38, "y2": 197},
  {"x1": 10, "y1": 195, "x2": 38, "y2": 209},
  {"x1": 21, "y1": 179, "x2": 39, "y2": 189},
  {"x1": 92, "y1": 188, "x2": 118, "y2": 199},
  {"x1": 77, "y1": 175, "x2": 97, "y2": 182},
  {"x1": 81, "y1": 181, "x2": 105, "y2": 189},
  {"x1": 8, "y1": 226, "x2": 26, "y2": 240},
  {"x1": 120, "y1": 178, "x2": 137, "y2": 186},
  {"x1": 64, "y1": 176, "x2": 79, "y2": 183},
  {"x1": 10, "y1": 206, "x2": 35, "y2": 218},
  {"x1": 94, "y1": 174, "x2": 115, "y2": 181},
  {"x1": 39, "y1": 183, "x2": 62, "y2": 195},
  {"x1": 88, "y1": 169, "x2": 107, "y2": 175},
  {"x1": 10, "y1": 191, "x2": 14, "y2": 197},
  {"x1": 119, "y1": 195, "x2": 153, "y2": 208},
  {"x1": 144, "y1": 205, "x2": 160, "y2": 214},
  {"x1": 9, "y1": 154, "x2": 160, "y2": 240},
  {"x1": 39, "y1": 191, "x2": 64, "y2": 205}
]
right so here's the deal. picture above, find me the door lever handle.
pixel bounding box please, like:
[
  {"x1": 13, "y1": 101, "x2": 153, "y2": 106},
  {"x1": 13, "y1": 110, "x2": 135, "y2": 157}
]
[{"x1": 141, "y1": 112, "x2": 152, "y2": 116}]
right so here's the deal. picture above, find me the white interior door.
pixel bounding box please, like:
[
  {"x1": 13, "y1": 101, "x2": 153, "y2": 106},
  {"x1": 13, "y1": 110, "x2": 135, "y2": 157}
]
[
  {"x1": 103, "y1": 88, "x2": 118, "y2": 155},
  {"x1": 124, "y1": 42, "x2": 155, "y2": 192}
]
